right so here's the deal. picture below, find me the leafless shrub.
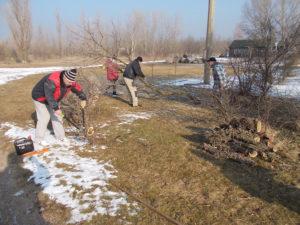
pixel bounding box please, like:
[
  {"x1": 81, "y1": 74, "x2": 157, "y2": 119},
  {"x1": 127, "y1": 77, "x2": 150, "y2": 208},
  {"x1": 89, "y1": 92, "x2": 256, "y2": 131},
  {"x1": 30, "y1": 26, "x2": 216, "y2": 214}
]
[
  {"x1": 179, "y1": 36, "x2": 205, "y2": 56},
  {"x1": 31, "y1": 26, "x2": 54, "y2": 59},
  {"x1": 0, "y1": 40, "x2": 14, "y2": 61}
]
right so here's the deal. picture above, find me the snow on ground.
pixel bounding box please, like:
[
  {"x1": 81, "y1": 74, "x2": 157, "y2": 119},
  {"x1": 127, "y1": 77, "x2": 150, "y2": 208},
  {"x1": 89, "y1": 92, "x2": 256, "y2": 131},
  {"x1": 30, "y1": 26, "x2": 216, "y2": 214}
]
[
  {"x1": 271, "y1": 68, "x2": 300, "y2": 99},
  {"x1": 142, "y1": 60, "x2": 167, "y2": 64},
  {"x1": 159, "y1": 78, "x2": 208, "y2": 87},
  {"x1": 0, "y1": 61, "x2": 165, "y2": 86},
  {"x1": 215, "y1": 57, "x2": 231, "y2": 63},
  {"x1": 159, "y1": 68, "x2": 300, "y2": 99},
  {"x1": 0, "y1": 122, "x2": 133, "y2": 224},
  {"x1": 118, "y1": 112, "x2": 153, "y2": 125},
  {"x1": 0, "y1": 65, "x2": 104, "y2": 85},
  {"x1": 0, "y1": 67, "x2": 71, "y2": 85}
]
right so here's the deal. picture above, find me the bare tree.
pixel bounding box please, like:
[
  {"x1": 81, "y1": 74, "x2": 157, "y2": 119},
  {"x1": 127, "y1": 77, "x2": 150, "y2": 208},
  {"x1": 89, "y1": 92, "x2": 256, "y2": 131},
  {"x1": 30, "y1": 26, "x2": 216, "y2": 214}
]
[
  {"x1": 70, "y1": 13, "x2": 114, "y2": 62},
  {"x1": 56, "y1": 11, "x2": 63, "y2": 58},
  {"x1": 277, "y1": 0, "x2": 300, "y2": 67},
  {"x1": 65, "y1": 10, "x2": 184, "y2": 67},
  {"x1": 233, "y1": 0, "x2": 300, "y2": 97},
  {"x1": 0, "y1": 40, "x2": 13, "y2": 61},
  {"x1": 32, "y1": 25, "x2": 59, "y2": 59},
  {"x1": 180, "y1": 36, "x2": 203, "y2": 55},
  {"x1": 212, "y1": 37, "x2": 230, "y2": 56},
  {"x1": 233, "y1": 23, "x2": 245, "y2": 39},
  {"x1": 154, "y1": 13, "x2": 181, "y2": 57},
  {"x1": 123, "y1": 11, "x2": 146, "y2": 60},
  {"x1": 32, "y1": 26, "x2": 47, "y2": 59},
  {"x1": 6, "y1": 0, "x2": 32, "y2": 62},
  {"x1": 108, "y1": 21, "x2": 122, "y2": 57}
]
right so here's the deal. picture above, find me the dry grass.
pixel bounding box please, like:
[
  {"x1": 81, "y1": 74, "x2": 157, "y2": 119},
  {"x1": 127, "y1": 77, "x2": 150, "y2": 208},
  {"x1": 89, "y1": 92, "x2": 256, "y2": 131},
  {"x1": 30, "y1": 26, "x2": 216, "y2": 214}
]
[
  {"x1": 0, "y1": 66, "x2": 299, "y2": 225},
  {"x1": 78, "y1": 93, "x2": 300, "y2": 225},
  {"x1": 0, "y1": 74, "x2": 39, "y2": 125},
  {"x1": 142, "y1": 64, "x2": 204, "y2": 77}
]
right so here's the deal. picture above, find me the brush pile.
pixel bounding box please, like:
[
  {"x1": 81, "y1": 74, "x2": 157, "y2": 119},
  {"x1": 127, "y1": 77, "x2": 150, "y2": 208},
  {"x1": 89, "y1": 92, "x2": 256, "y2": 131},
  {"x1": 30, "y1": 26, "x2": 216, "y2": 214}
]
[{"x1": 203, "y1": 117, "x2": 279, "y2": 164}]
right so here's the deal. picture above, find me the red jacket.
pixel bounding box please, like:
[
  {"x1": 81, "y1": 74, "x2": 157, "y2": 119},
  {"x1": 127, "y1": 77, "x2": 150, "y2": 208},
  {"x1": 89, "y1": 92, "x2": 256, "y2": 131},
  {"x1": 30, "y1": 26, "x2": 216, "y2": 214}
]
[
  {"x1": 32, "y1": 71, "x2": 86, "y2": 110},
  {"x1": 105, "y1": 59, "x2": 119, "y2": 81}
]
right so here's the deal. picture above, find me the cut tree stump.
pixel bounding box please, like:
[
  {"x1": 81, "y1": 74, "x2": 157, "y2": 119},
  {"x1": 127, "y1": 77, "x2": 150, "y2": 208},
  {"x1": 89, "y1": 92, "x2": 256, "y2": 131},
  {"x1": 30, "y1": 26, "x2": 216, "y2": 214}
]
[
  {"x1": 254, "y1": 119, "x2": 262, "y2": 133},
  {"x1": 254, "y1": 136, "x2": 261, "y2": 143},
  {"x1": 249, "y1": 150, "x2": 258, "y2": 158}
]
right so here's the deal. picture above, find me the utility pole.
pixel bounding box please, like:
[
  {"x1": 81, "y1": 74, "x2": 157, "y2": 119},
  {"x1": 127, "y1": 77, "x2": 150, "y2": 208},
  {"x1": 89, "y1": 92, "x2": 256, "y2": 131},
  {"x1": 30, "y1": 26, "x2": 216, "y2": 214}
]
[{"x1": 204, "y1": 0, "x2": 215, "y2": 84}]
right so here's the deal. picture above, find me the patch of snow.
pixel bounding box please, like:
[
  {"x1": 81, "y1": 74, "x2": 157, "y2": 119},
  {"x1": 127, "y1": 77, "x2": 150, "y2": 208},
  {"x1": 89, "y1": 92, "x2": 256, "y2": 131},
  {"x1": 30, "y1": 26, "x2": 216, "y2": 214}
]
[
  {"x1": 215, "y1": 57, "x2": 231, "y2": 63},
  {"x1": 118, "y1": 112, "x2": 152, "y2": 125},
  {"x1": 271, "y1": 68, "x2": 300, "y2": 99},
  {"x1": 82, "y1": 64, "x2": 102, "y2": 68},
  {"x1": 0, "y1": 62, "x2": 159, "y2": 86},
  {"x1": 1, "y1": 123, "x2": 133, "y2": 224},
  {"x1": 160, "y1": 78, "x2": 203, "y2": 86},
  {"x1": 158, "y1": 67, "x2": 300, "y2": 99},
  {"x1": 142, "y1": 60, "x2": 167, "y2": 64},
  {"x1": 0, "y1": 64, "x2": 103, "y2": 86},
  {"x1": 14, "y1": 190, "x2": 24, "y2": 197},
  {"x1": 0, "y1": 67, "x2": 70, "y2": 85}
]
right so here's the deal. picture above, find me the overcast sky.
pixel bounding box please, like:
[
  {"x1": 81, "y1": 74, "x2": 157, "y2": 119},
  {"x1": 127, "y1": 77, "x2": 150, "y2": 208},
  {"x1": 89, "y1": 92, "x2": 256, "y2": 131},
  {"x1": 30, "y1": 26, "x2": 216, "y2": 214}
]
[{"x1": 0, "y1": 0, "x2": 248, "y2": 40}]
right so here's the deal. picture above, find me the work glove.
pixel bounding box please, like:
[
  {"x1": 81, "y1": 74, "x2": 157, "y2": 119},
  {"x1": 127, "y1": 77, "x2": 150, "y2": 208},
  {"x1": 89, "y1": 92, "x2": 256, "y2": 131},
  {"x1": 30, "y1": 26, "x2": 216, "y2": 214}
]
[
  {"x1": 80, "y1": 100, "x2": 87, "y2": 109},
  {"x1": 55, "y1": 109, "x2": 64, "y2": 121}
]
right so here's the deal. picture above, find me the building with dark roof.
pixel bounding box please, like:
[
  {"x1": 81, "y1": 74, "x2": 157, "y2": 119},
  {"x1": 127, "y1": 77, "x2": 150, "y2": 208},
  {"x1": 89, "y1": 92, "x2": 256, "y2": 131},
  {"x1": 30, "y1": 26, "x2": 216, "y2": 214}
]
[{"x1": 229, "y1": 40, "x2": 266, "y2": 57}]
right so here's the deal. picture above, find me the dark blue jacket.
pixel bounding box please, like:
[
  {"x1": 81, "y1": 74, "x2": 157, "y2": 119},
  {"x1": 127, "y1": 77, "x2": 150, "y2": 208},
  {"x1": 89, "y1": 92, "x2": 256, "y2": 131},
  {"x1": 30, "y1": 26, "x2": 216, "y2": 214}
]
[{"x1": 123, "y1": 59, "x2": 145, "y2": 79}]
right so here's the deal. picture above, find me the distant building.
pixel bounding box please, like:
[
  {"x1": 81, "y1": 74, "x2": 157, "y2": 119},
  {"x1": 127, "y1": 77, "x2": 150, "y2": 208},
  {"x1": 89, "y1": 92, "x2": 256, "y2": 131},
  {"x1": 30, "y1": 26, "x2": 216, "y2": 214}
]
[{"x1": 229, "y1": 40, "x2": 265, "y2": 57}]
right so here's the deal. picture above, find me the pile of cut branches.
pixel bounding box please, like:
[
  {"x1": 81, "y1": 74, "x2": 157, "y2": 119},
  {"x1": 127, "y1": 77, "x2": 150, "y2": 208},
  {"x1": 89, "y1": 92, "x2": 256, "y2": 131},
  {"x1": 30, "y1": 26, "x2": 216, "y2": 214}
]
[{"x1": 203, "y1": 117, "x2": 279, "y2": 164}]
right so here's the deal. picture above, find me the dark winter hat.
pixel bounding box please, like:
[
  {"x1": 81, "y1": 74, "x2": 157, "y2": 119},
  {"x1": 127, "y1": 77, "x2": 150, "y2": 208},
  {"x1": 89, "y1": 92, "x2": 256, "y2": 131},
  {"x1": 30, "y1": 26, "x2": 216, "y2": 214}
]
[
  {"x1": 64, "y1": 69, "x2": 77, "y2": 81},
  {"x1": 207, "y1": 57, "x2": 217, "y2": 62},
  {"x1": 136, "y1": 56, "x2": 143, "y2": 62}
]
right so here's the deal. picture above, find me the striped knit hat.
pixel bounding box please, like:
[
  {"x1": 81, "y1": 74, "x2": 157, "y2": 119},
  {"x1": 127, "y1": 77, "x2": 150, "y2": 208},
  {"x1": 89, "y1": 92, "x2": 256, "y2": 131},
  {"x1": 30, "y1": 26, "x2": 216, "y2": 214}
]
[{"x1": 64, "y1": 69, "x2": 77, "y2": 81}]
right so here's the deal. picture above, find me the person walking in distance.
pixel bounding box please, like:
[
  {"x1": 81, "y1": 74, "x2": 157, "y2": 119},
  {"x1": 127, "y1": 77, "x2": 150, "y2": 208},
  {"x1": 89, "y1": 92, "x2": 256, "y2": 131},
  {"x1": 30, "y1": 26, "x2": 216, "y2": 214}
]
[
  {"x1": 123, "y1": 56, "x2": 145, "y2": 107},
  {"x1": 32, "y1": 69, "x2": 87, "y2": 146}
]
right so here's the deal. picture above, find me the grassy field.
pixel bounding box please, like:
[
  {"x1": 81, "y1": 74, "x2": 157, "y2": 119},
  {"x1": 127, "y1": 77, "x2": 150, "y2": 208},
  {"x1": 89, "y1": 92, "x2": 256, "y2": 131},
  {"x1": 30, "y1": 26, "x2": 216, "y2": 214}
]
[{"x1": 0, "y1": 64, "x2": 299, "y2": 225}]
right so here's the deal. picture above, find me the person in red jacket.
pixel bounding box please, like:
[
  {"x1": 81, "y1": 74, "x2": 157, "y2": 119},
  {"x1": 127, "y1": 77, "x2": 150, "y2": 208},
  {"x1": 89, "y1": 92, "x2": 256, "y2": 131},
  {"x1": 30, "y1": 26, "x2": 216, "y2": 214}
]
[
  {"x1": 105, "y1": 56, "x2": 119, "y2": 97},
  {"x1": 32, "y1": 69, "x2": 87, "y2": 146}
]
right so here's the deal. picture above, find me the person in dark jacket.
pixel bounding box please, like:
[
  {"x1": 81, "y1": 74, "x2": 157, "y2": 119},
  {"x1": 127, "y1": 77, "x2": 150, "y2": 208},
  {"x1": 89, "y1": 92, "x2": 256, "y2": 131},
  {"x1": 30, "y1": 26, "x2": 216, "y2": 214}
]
[
  {"x1": 32, "y1": 69, "x2": 87, "y2": 146},
  {"x1": 123, "y1": 56, "x2": 145, "y2": 107}
]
